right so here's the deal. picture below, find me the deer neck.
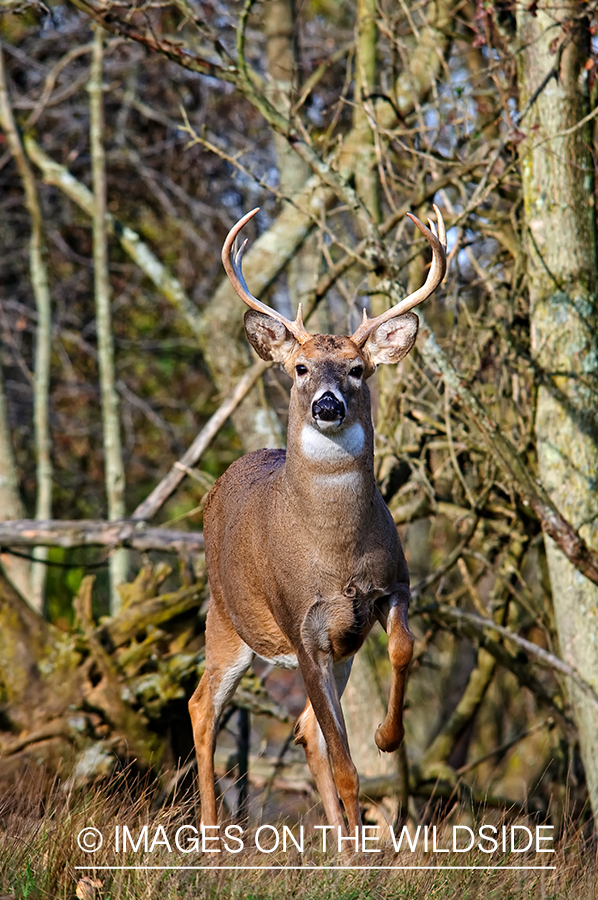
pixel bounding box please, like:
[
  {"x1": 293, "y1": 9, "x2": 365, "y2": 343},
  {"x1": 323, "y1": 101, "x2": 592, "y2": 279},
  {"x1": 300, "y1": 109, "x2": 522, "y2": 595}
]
[{"x1": 283, "y1": 390, "x2": 376, "y2": 527}]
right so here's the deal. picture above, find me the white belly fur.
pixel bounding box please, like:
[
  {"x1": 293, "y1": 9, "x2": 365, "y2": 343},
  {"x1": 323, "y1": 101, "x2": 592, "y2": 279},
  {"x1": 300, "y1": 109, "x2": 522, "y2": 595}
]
[{"x1": 256, "y1": 652, "x2": 298, "y2": 669}]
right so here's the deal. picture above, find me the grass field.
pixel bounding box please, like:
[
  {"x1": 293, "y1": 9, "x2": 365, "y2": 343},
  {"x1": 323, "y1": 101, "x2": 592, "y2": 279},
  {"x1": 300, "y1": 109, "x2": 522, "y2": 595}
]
[{"x1": 1, "y1": 773, "x2": 596, "y2": 900}]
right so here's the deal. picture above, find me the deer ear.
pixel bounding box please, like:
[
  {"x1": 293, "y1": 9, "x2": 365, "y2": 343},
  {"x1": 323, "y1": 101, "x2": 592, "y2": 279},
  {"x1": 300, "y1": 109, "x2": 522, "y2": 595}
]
[
  {"x1": 363, "y1": 312, "x2": 419, "y2": 365},
  {"x1": 244, "y1": 310, "x2": 298, "y2": 363}
]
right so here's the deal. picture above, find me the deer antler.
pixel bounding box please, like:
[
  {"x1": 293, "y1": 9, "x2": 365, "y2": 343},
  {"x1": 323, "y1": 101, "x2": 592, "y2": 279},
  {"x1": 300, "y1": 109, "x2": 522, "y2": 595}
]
[
  {"x1": 222, "y1": 207, "x2": 312, "y2": 345},
  {"x1": 350, "y1": 205, "x2": 447, "y2": 347}
]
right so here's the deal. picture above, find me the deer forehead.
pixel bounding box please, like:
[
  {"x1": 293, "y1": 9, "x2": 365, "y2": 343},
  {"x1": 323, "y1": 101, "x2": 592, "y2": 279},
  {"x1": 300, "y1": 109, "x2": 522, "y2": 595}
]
[
  {"x1": 291, "y1": 334, "x2": 372, "y2": 376},
  {"x1": 303, "y1": 334, "x2": 361, "y2": 359}
]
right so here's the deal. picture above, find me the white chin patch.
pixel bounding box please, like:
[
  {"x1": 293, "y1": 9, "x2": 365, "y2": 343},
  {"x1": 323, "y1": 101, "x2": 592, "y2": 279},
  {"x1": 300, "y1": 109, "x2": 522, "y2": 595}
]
[
  {"x1": 315, "y1": 418, "x2": 343, "y2": 431},
  {"x1": 301, "y1": 422, "x2": 365, "y2": 462}
]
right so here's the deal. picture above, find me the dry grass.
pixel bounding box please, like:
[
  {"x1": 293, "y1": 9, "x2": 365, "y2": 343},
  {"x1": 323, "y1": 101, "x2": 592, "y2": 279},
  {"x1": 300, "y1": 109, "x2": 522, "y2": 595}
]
[{"x1": 1, "y1": 772, "x2": 596, "y2": 900}]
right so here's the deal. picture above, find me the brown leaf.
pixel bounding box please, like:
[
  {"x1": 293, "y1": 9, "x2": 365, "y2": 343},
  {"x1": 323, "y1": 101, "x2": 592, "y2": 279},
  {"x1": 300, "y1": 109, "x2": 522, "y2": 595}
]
[{"x1": 75, "y1": 877, "x2": 103, "y2": 900}]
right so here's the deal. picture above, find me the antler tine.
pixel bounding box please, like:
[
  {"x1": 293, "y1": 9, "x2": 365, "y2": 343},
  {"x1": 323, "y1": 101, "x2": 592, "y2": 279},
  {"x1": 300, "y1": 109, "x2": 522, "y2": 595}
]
[
  {"x1": 350, "y1": 204, "x2": 447, "y2": 347},
  {"x1": 222, "y1": 208, "x2": 311, "y2": 345}
]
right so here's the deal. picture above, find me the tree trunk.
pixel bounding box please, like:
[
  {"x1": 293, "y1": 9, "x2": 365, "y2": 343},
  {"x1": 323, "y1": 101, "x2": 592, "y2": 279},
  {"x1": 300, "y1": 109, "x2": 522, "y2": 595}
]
[
  {"x1": 517, "y1": 1, "x2": 598, "y2": 819},
  {"x1": 89, "y1": 29, "x2": 128, "y2": 610},
  {"x1": 0, "y1": 42, "x2": 52, "y2": 611},
  {"x1": 0, "y1": 362, "x2": 31, "y2": 599}
]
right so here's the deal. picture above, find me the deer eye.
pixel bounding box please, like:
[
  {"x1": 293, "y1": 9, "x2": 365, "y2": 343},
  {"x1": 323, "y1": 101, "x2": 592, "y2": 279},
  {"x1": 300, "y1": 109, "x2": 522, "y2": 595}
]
[
  {"x1": 349, "y1": 365, "x2": 363, "y2": 379},
  {"x1": 295, "y1": 364, "x2": 309, "y2": 377}
]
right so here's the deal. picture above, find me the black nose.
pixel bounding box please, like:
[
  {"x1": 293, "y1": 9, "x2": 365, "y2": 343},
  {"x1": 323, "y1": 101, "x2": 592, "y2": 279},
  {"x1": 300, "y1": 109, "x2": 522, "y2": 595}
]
[{"x1": 312, "y1": 391, "x2": 345, "y2": 422}]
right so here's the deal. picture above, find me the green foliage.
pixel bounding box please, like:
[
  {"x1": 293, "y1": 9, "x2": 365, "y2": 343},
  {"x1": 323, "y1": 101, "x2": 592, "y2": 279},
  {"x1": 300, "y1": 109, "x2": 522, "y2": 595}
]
[
  {"x1": 44, "y1": 547, "x2": 86, "y2": 626},
  {"x1": 12, "y1": 860, "x2": 38, "y2": 900}
]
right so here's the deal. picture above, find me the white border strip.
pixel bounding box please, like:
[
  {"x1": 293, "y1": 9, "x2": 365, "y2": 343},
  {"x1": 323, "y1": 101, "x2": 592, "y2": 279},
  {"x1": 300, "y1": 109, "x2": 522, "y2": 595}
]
[{"x1": 75, "y1": 865, "x2": 556, "y2": 871}]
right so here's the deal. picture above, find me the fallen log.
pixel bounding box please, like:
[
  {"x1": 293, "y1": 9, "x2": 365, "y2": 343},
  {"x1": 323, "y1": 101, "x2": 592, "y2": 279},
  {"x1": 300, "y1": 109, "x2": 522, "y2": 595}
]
[{"x1": 0, "y1": 519, "x2": 204, "y2": 555}]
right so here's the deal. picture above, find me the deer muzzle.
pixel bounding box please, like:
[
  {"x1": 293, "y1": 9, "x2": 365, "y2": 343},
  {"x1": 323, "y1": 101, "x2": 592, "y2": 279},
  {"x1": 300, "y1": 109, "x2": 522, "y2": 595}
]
[{"x1": 312, "y1": 391, "x2": 345, "y2": 425}]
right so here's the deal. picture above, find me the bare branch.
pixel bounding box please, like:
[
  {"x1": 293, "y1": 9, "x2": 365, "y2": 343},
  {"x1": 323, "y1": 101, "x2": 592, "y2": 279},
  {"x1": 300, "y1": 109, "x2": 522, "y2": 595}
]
[{"x1": 0, "y1": 520, "x2": 204, "y2": 555}]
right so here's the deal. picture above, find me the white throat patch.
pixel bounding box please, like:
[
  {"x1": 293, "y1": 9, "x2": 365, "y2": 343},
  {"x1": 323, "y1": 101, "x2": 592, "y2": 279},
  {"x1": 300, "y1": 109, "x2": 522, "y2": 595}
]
[{"x1": 301, "y1": 422, "x2": 365, "y2": 463}]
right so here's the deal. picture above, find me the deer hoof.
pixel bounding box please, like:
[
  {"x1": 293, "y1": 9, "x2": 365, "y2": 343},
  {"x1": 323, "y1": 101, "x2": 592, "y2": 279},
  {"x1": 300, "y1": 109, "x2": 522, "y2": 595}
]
[{"x1": 374, "y1": 722, "x2": 404, "y2": 753}]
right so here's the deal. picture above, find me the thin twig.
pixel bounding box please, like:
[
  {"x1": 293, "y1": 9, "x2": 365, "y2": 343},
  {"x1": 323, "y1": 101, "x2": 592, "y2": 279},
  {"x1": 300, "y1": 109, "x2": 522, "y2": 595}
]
[{"x1": 457, "y1": 718, "x2": 555, "y2": 775}]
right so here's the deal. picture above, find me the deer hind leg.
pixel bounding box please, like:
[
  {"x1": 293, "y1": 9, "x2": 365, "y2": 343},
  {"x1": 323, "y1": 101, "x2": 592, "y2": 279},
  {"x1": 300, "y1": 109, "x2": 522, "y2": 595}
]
[
  {"x1": 374, "y1": 593, "x2": 414, "y2": 752},
  {"x1": 294, "y1": 660, "x2": 352, "y2": 833},
  {"x1": 188, "y1": 601, "x2": 253, "y2": 827}
]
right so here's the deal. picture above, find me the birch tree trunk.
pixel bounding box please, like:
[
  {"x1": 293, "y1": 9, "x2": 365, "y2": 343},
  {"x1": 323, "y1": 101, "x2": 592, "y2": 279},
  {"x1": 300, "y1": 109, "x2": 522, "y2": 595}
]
[
  {"x1": 0, "y1": 42, "x2": 52, "y2": 612},
  {"x1": 517, "y1": 1, "x2": 598, "y2": 819},
  {"x1": 89, "y1": 29, "x2": 128, "y2": 612},
  {"x1": 0, "y1": 362, "x2": 31, "y2": 599}
]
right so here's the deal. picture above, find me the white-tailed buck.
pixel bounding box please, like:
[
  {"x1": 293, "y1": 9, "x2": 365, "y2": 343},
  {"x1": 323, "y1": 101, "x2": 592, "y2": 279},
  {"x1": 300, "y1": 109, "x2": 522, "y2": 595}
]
[{"x1": 189, "y1": 206, "x2": 447, "y2": 834}]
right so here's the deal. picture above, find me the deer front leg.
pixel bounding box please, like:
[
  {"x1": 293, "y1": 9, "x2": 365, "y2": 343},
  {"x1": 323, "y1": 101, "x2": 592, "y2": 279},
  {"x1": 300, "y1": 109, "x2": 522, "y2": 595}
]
[
  {"x1": 294, "y1": 660, "x2": 352, "y2": 833},
  {"x1": 298, "y1": 606, "x2": 361, "y2": 833},
  {"x1": 188, "y1": 601, "x2": 253, "y2": 827},
  {"x1": 374, "y1": 591, "x2": 414, "y2": 752}
]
